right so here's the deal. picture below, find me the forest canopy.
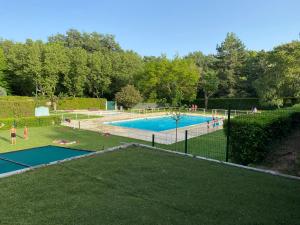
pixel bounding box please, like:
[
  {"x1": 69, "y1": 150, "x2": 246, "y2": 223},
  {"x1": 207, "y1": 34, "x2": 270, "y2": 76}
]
[{"x1": 0, "y1": 29, "x2": 299, "y2": 108}]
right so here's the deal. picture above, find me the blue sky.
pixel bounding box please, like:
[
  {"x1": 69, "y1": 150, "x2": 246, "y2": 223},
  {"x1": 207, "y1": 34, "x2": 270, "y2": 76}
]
[{"x1": 0, "y1": 0, "x2": 299, "y2": 57}]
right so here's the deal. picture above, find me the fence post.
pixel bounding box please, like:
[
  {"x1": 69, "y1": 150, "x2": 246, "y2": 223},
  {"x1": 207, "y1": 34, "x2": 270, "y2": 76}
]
[
  {"x1": 225, "y1": 106, "x2": 231, "y2": 162},
  {"x1": 185, "y1": 130, "x2": 188, "y2": 154},
  {"x1": 78, "y1": 121, "x2": 81, "y2": 129},
  {"x1": 152, "y1": 134, "x2": 155, "y2": 147}
]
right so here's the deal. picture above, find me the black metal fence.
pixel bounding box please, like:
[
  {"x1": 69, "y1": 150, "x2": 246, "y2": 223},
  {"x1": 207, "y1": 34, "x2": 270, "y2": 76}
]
[{"x1": 147, "y1": 106, "x2": 300, "y2": 177}]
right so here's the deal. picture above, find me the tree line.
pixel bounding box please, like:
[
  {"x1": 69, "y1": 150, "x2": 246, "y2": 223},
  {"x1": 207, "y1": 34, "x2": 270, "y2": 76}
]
[{"x1": 0, "y1": 29, "x2": 299, "y2": 108}]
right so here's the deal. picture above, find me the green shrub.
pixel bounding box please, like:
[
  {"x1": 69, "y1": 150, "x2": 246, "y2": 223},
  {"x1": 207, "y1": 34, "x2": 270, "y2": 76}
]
[
  {"x1": 0, "y1": 96, "x2": 49, "y2": 118},
  {"x1": 57, "y1": 97, "x2": 106, "y2": 110},
  {"x1": 0, "y1": 96, "x2": 106, "y2": 116},
  {"x1": 224, "y1": 105, "x2": 300, "y2": 164},
  {"x1": 115, "y1": 85, "x2": 143, "y2": 109},
  {"x1": 0, "y1": 100, "x2": 36, "y2": 118},
  {"x1": 0, "y1": 116, "x2": 60, "y2": 130}
]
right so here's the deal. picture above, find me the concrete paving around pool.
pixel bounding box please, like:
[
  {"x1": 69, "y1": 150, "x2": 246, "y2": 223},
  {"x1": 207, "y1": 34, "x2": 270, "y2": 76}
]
[{"x1": 62, "y1": 111, "x2": 223, "y2": 144}]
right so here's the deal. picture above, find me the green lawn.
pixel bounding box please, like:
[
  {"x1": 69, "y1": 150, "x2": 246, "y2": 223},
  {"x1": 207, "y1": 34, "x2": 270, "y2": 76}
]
[
  {"x1": 0, "y1": 126, "x2": 226, "y2": 161},
  {"x1": 0, "y1": 126, "x2": 146, "y2": 153},
  {"x1": 0, "y1": 146, "x2": 299, "y2": 225},
  {"x1": 160, "y1": 130, "x2": 226, "y2": 160}
]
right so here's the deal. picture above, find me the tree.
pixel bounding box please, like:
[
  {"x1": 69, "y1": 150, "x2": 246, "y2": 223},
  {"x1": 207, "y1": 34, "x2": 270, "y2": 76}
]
[
  {"x1": 41, "y1": 43, "x2": 70, "y2": 98},
  {"x1": 109, "y1": 50, "x2": 144, "y2": 98},
  {"x1": 241, "y1": 50, "x2": 269, "y2": 97},
  {"x1": 254, "y1": 41, "x2": 300, "y2": 107},
  {"x1": 64, "y1": 47, "x2": 88, "y2": 97},
  {"x1": 48, "y1": 29, "x2": 121, "y2": 52},
  {"x1": 185, "y1": 52, "x2": 219, "y2": 108},
  {"x1": 0, "y1": 48, "x2": 8, "y2": 91},
  {"x1": 136, "y1": 56, "x2": 199, "y2": 106},
  {"x1": 165, "y1": 57, "x2": 199, "y2": 106},
  {"x1": 115, "y1": 85, "x2": 143, "y2": 108},
  {"x1": 5, "y1": 41, "x2": 42, "y2": 95},
  {"x1": 201, "y1": 70, "x2": 219, "y2": 109},
  {"x1": 216, "y1": 32, "x2": 247, "y2": 97},
  {"x1": 86, "y1": 51, "x2": 112, "y2": 98}
]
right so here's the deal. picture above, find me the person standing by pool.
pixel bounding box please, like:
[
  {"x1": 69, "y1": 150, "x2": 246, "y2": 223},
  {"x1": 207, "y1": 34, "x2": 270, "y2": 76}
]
[
  {"x1": 24, "y1": 126, "x2": 28, "y2": 140},
  {"x1": 10, "y1": 126, "x2": 16, "y2": 145}
]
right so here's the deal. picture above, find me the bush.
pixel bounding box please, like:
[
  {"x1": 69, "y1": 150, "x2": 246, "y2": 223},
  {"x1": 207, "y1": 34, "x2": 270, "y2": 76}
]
[
  {"x1": 194, "y1": 97, "x2": 300, "y2": 110},
  {"x1": 224, "y1": 105, "x2": 300, "y2": 164},
  {"x1": 115, "y1": 85, "x2": 143, "y2": 109},
  {"x1": 57, "y1": 97, "x2": 106, "y2": 110},
  {"x1": 0, "y1": 100, "x2": 36, "y2": 118},
  {"x1": 0, "y1": 115, "x2": 61, "y2": 130}
]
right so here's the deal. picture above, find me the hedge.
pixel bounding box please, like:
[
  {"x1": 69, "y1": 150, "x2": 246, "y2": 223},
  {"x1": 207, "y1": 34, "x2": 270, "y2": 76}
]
[
  {"x1": 0, "y1": 116, "x2": 61, "y2": 130},
  {"x1": 0, "y1": 100, "x2": 36, "y2": 118},
  {"x1": 194, "y1": 97, "x2": 300, "y2": 110},
  {"x1": 0, "y1": 96, "x2": 107, "y2": 118},
  {"x1": 57, "y1": 97, "x2": 106, "y2": 110},
  {"x1": 224, "y1": 104, "x2": 300, "y2": 165}
]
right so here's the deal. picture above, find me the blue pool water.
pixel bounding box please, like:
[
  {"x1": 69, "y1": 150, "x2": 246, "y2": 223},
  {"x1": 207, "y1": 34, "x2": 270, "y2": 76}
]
[
  {"x1": 0, "y1": 146, "x2": 91, "y2": 175},
  {"x1": 107, "y1": 115, "x2": 212, "y2": 132}
]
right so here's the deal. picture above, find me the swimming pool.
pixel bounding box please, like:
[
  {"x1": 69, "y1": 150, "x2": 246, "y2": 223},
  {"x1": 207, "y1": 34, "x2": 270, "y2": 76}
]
[
  {"x1": 107, "y1": 115, "x2": 212, "y2": 132},
  {"x1": 0, "y1": 146, "x2": 92, "y2": 176}
]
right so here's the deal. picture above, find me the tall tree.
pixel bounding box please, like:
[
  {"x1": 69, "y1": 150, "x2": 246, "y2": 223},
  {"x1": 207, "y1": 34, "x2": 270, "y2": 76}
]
[
  {"x1": 48, "y1": 29, "x2": 121, "y2": 52},
  {"x1": 64, "y1": 47, "x2": 89, "y2": 97},
  {"x1": 254, "y1": 41, "x2": 300, "y2": 107},
  {"x1": 185, "y1": 52, "x2": 219, "y2": 108},
  {"x1": 136, "y1": 56, "x2": 199, "y2": 106},
  {"x1": 201, "y1": 69, "x2": 219, "y2": 109},
  {"x1": 42, "y1": 43, "x2": 70, "y2": 97},
  {"x1": 109, "y1": 50, "x2": 144, "y2": 97},
  {"x1": 216, "y1": 32, "x2": 247, "y2": 97},
  {"x1": 0, "y1": 48, "x2": 8, "y2": 91},
  {"x1": 241, "y1": 50, "x2": 269, "y2": 97},
  {"x1": 5, "y1": 41, "x2": 42, "y2": 95},
  {"x1": 86, "y1": 51, "x2": 112, "y2": 98}
]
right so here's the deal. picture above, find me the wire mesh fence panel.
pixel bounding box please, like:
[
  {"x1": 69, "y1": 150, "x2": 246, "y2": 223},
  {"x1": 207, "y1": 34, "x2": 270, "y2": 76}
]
[{"x1": 187, "y1": 129, "x2": 226, "y2": 161}]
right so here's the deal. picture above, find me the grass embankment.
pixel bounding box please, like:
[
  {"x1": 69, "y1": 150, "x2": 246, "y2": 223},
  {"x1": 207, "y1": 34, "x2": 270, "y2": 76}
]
[{"x1": 0, "y1": 147, "x2": 299, "y2": 225}]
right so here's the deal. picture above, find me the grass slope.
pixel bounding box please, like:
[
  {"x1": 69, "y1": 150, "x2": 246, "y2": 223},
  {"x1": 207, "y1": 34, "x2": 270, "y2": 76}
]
[{"x1": 0, "y1": 147, "x2": 299, "y2": 225}]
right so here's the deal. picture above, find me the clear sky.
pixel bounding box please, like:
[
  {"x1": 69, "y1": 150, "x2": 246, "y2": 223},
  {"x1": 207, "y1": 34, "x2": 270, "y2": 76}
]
[{"x1": 0, "y1": 0, "x2": 299, "y2": 57}]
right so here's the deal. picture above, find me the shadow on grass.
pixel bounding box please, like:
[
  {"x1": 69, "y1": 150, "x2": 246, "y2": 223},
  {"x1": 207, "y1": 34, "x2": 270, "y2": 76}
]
[{"x1": 0, "y1": 135, "x2": 10, "y2": 143}]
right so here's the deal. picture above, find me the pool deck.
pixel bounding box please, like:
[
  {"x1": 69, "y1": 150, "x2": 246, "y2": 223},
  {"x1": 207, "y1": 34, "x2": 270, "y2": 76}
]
[{"x1": 62, "y1": 111, "x2": 223, "y2": 144}]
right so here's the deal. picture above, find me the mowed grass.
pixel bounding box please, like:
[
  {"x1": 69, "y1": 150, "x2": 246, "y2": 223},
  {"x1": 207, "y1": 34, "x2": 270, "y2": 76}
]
[
  {"x1": 0, "y1": 147, "x2": 299, "y2": 225},
  {"x1": 0, "y1": 126, "x2": 226, "y2": 161},
  {"x1": 0, "y1": 126, "x2": 147, "y2": 153},
  {"x1": 157, "y1": 129, "x2": 226, "y2": 160}
]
